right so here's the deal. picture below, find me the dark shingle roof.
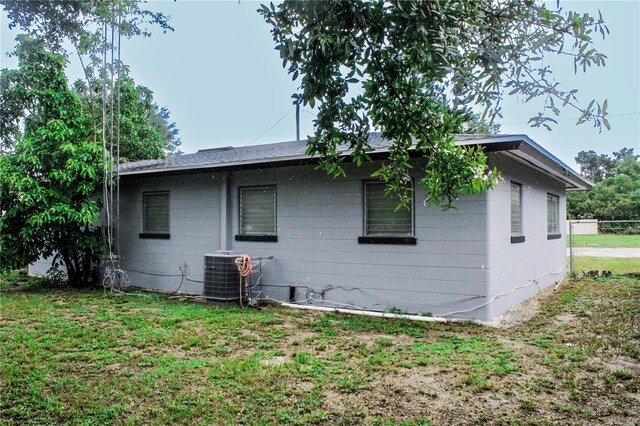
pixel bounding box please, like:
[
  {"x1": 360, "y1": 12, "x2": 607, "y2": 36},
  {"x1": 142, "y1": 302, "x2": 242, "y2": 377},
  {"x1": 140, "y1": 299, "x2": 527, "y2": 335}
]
[
  {"x1": 120, "y1": 133, "x2": 513, "y2": 174},
  {"x1": 118, "y1": 132, "x2": 591, "y2": 190},
  {"x1": 119, "y1": 133, "x2": 392, "y2": 174}
]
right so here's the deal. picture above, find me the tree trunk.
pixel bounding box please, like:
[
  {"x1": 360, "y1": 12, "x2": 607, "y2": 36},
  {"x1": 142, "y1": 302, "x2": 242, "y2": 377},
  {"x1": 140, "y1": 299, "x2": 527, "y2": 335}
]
[
  {"x1": 61, "y1": 251, "x2": 87, "y2": 288},
  {"x1": 81, "y1": 248, "x2": 92, "y2": 285},
  {"x1": 59, "y1": 238, "x2": 96, "y2": 288},
  {"x1": 61, "y1": 251, "x2": 78, "y2": 287}
]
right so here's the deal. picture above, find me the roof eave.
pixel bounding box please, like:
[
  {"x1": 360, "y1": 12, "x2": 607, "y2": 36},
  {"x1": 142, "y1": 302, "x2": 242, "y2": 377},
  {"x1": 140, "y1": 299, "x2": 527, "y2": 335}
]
[
  {"x1": 119, "y1": 134, "x2": 592, "y2": 191},
  {"x1": 495, "y1": 135, "x2": 592, "y2": 190},
  {"x1": 119, "y1": 153, "x2": 314, "y2": 176}
]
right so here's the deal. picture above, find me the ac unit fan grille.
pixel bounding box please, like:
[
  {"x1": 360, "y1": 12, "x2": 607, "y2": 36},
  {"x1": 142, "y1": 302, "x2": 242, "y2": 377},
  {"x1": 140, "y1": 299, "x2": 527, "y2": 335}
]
[{"x1": 203, "y1": 255, "x2": 243, "y2": 301}]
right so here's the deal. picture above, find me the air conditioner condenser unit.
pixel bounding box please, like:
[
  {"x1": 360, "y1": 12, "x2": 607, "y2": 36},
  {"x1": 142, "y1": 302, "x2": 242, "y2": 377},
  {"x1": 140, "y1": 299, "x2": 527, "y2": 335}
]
[{"x1": 203, "y1": 253, "x2": 242, "y2": 301}]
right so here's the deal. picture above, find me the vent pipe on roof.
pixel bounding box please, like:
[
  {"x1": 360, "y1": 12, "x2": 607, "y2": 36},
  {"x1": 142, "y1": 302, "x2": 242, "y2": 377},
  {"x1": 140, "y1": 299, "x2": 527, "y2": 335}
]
[{"x1": 296, "y1": 103, "x2": 300, "y2": 142}]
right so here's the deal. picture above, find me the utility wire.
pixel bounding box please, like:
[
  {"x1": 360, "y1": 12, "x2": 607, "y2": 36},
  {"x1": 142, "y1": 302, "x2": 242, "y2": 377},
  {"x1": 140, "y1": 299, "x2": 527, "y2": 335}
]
[
  {"x1": 246, "y1": 107, "x2": 295, "y2": 146},
  {"x1": 302, "y1": 108, "x2": 317, "y2": 118}
]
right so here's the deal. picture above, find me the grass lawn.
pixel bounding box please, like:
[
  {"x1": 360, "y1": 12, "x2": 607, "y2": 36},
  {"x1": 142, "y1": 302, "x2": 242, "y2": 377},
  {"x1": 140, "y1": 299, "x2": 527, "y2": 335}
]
[
  {"x1": 1, "y1": 272, "x2": 639, "y2": 425},
  {"x1": 572, "y1": 257, "x2": 640, "y2": 276},
  {"x1": 567, "y1": 233, "x2": 640, "y2": 248}
]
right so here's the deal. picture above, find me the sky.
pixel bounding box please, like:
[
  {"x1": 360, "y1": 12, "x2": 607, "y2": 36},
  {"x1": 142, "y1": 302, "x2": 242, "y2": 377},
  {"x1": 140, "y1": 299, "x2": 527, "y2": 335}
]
[{"x1": 1, "y1": 1, "x2": 639, "y2": 171}]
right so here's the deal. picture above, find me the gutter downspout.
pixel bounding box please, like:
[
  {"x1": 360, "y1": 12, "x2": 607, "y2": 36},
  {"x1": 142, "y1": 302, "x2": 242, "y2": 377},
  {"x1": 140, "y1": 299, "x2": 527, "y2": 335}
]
[{"x1": 220, "y1": 172, "x2": 230, "y2": 250}]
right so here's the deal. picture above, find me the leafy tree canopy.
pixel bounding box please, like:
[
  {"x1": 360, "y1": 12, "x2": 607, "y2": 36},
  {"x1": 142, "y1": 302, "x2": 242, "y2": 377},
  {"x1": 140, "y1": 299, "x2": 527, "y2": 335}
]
[
  {"x1": 0, "y1": 36, "x2": 103, "y2": 285},
  {"x1": 1, "y1": 0, "x2": 180, "y2": 160},
  {"x1": 568, "y1": 148, "x2": 640, "y2": 221},
  {"x1": 460, "y1": 112, "x2": 502, "y2": 135},
  {"x1": 1, "y1": 0, "x2": 172, "y2": 59},
  {"x1": 72, "y1": 76, "x2": 182, "y2": 161},
  {"x1": 1, "y1": 44, "x2": 180, "y2": 161},
  {"x1": 0, "y1": 3, "x2": 179, "y2": 284},
  {"x1": 152, "y1": 104, "x2": 183, "y2": 156},
  {"x1": 260, "y1": 0, "x2": 609, "y2": 207}
]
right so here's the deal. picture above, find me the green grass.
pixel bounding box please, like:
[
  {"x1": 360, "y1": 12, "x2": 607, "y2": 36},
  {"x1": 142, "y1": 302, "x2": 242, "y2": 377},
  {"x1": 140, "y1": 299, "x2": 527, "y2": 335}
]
[
  {"x1": 0, "y1": 269, "x2": 36, "y2": 291},
  {"x1": 567, "y1": 234, "x2": 640, "y2": 248},
  {"x1": 571, "y1": 257, "x2": 640, "y2": 275},
  {"x1": 1, "y1": 270, "x2": 639, "y2": 425}
]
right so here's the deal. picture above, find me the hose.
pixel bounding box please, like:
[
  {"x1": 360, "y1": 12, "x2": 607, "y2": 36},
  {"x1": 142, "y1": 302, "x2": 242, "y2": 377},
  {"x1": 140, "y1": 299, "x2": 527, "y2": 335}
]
[{"x1": 235, "y1": 255, "x2": 252, "y2": 307}]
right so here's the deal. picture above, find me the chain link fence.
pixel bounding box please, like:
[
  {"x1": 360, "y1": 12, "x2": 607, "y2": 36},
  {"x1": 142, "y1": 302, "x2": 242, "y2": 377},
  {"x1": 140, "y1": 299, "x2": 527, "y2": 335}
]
[{"x1": 568, "y1": 220, "x2": 640, "y2": 277}]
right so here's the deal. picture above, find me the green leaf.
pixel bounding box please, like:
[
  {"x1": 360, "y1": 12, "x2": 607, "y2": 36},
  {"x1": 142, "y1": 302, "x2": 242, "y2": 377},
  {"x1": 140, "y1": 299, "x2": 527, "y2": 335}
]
[{"x1": 258, "y1": 0, "x2": 609, "y2": 209}]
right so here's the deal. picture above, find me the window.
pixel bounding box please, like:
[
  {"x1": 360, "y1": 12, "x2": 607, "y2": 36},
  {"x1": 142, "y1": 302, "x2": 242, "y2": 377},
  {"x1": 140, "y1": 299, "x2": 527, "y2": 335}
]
[
  {"x1": 359, "y1": 181, "x2": 416, "y2": 245},
  {"x1": 510, "y1": 182, "x2": 524, "y2": 243},
  {"x1": 236, "y1": 186, "x2": 277, "y2": 242},
  {"x1": 547, "y1": 193, "x2": 560, "y2": 239},
  {"x1": 141, "y1": 191, "x2": 170, "y2": 238}
]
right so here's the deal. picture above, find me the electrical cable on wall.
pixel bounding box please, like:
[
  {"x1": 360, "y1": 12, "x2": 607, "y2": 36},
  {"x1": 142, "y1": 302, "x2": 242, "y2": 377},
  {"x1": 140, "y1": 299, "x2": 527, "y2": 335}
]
[
  {"x1": 107, "y1": 256, "x2": 565, "y2": 320},
  {"x1": 105, "y1": 265, "x2": 196, "y2": 295},
  {"x1": 438, "y1": 265, "x2": 566, "y2": 317},
  {"x1": 275, "y1": 266, "x2": 567, "y2": 318},
  {"x1": 103, "y1": 266, "x2": 130, "y2": 289}
]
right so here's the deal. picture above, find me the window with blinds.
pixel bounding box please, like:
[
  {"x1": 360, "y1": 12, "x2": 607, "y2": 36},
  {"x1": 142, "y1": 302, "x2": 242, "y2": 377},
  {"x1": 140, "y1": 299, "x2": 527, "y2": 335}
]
[
  {"x1": 364, "y1": 181, "x2": 413, "y2": 236},
  {"x1": 239, "y1": 186, "x2": 276, "y2": 235},
  {"x1": 510, "y1": 182, "x2": 522, "y2": 236},
  {"x1": 143, "y1": 191, "x2": 170, "y2": 234},
  {"x1": 547, "y1": 193, "x2": 559, "y2": 234}
]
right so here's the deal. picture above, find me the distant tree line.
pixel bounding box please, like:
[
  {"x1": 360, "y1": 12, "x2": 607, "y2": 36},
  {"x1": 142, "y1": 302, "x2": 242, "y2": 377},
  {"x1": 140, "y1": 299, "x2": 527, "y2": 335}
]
[{"x1": 568, "y1": 148, "x2": 640, "y2": 222}]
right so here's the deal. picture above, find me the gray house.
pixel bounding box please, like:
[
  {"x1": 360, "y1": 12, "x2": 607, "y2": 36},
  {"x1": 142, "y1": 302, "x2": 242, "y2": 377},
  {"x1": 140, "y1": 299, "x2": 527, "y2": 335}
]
[{"x1": 35, "y1": 133, "x2": 591, "y2": 321}]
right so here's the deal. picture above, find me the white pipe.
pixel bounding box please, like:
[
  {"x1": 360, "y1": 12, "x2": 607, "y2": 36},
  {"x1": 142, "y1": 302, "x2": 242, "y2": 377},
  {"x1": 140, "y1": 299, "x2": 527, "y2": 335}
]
[
  {"x1": 279, "y1": 301, "x2": 489, "y2": 326},
  {"x1": 553, "y1": 277, "x2": 565, "y2": 291}
]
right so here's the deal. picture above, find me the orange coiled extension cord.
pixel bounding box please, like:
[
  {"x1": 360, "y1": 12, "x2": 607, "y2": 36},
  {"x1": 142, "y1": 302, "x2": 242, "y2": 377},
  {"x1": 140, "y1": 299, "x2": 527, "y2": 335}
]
[{"x1": 235, "y1": 255, "x2": 252, "y2": 307}]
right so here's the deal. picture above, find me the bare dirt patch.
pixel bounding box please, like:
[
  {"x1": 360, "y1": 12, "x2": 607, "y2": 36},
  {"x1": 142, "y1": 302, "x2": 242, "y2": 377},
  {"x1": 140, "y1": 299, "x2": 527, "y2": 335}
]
[{"x1": 490, "y1": 284, "x2": 556, "y2": 329}]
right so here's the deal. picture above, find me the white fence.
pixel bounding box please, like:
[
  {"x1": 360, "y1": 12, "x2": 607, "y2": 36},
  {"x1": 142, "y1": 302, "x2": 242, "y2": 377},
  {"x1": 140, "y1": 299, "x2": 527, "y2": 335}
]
[{"x1": 566, "y1": 219, "x2": 598, "y2": 235}]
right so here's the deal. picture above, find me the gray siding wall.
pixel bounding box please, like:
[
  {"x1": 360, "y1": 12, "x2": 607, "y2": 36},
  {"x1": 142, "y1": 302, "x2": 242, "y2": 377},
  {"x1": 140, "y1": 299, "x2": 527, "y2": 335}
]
[
  {"x1": 28, "y1": 257, "x2": 59, "y2": 277},
  {"x1": 228, "y1": 162, "x2": 492, "y2": 320},
  {"x1": 485, "y1": 153, "x2": 567, "y2": 319},
  {"x1": 114, "y1": 155, "x2": 568, "y2": 321},
  {"x1": 118, "y1": 173, "x2": 222, "y2": 294}
]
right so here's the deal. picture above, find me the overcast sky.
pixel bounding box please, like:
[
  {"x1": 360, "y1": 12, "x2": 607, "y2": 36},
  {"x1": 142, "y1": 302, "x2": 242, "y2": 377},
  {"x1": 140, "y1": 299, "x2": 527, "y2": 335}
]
[{"x1": 1, "y1": 1, "x2": 639, "y2": 170}]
